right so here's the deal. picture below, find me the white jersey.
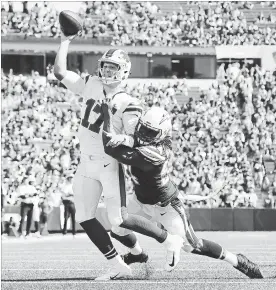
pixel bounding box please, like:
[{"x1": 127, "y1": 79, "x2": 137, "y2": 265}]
[{"x1": 62, "y1": 73, "x2": 142, "y2": 158}]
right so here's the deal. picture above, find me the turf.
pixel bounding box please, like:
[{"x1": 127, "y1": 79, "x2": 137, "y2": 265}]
[{"x1": 2, "y1": 232, "x2": 276, "y2": 290}]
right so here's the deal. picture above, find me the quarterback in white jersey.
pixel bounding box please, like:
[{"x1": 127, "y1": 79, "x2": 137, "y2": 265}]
[
  {"x1": 65, "y1": 73, "x2": 141, "y2": 224},
  {"x1": 54, "y1": 31, "x2": 141, "y2": 279},
  {"x1": 55, "y1": 46, "x2": 141, "y2": 223}
]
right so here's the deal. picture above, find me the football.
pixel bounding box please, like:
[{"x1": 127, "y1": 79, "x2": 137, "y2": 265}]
[{"x1": 59, "y1": 10, "x2": 83, "y2": 37}]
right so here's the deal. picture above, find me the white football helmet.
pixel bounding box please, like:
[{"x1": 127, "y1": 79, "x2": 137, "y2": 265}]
[
  {"x1": 98, "y1": 49, "x2": 131, "y2": 84},
  {"x1": 135, "y1": 107, "x2": 172, "y2": 145}
]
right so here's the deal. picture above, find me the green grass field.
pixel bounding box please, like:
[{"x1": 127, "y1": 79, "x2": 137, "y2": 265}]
[{"x1": 2, "y1": 232, "x2": 276, "y2": 290}]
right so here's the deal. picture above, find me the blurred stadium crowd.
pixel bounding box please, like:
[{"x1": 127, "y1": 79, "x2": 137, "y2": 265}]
[
  {"x1": 1, "y1": 1, "x2": 276, "y2": 46},
  {"x1": 2, "y1": 63, "x2": 276, "y2": 209}
]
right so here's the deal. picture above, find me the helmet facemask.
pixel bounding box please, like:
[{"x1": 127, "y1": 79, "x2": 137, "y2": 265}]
[
  {"x1": 135, "y1": 107, "x2": 172, "y2": 146},
  {"x1": 135, "y1": 119, "x2": 162, "y2": 146},
  {"x1": 98, "y1": 49, "x2": 131, "y2": 85},
  {"x1": 99, "y1": 61, "x2": 122, "y2": 85}
]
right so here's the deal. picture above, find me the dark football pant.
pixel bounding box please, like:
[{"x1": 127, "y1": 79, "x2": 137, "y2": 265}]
[
  {"x1": 18, "y1": 202, "x2": 34, "y2": 235},
  {"x1": 62, "y1": 200, "x2": 76, "y2": 235}
]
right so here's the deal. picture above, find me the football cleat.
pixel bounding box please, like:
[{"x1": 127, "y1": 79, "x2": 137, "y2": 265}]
[
  {"x1": 234, "y1": 254, "x2": 263, "y2": 279},
  {"x1": 165, "y1": 250, "x2": 180, "y2": 272},
  {"x1": 162, "y1": 234, "x2": 184, "y2": 272},
  {"x1": 95, "y1": 259, "x2": 132, "y2": 281},
  {"x1": 121, "y1": 251, "x2": 149, "y2": 265}
]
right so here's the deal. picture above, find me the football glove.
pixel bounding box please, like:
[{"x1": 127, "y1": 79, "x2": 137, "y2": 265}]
[{"x1": 104, "y1": 132, "x2": 127, "y2": 148}]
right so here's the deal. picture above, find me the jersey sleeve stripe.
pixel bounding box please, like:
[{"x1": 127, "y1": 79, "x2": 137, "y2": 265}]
[
  {"x1": 123, "y1": 107, "x2": 143, "y2": 114},
  {"x1": 111, "y1": 91, "x2": 126, "y2": 100},
  {"x1": 137, "y1": 147, "x2": 166, "y2": 163}
]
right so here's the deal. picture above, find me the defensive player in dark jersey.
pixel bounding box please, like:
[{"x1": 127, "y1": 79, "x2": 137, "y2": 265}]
[{"x1": 101, "y1": 102, "x2": 263, "y2": 278}]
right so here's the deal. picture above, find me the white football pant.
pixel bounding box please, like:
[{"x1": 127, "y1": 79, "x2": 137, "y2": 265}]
[{"x1": 72, "y1": 154, "x2": 126, "y2": 227}]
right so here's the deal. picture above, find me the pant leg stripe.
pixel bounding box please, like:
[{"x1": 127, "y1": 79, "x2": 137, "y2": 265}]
[
  {"x1": 187, "y1": 224, "x2": 200, "y2": 248},
  {"x1": 186, "y1": 226, "x2": 197, "y2": 248},
  {"x1": 170, "y1": 197, "x2": 188, "y2": 234},
  {"x1": 118, "y1": 164, "x2": 126, "y2": 208}
]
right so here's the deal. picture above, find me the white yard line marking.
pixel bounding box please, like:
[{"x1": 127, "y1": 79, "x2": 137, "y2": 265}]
[
  {"x1": 3, "y1": 248, "x2": 276, "y2": 252},
  {"x1": 3, "y1": 250, "x2": 276, "y2": 255},
  {"x1": 2, "y1": 267, "x2": 275, "y2": 272},
  {"x1": 2, "y1": 260, "x2": 276, "y2": 263},
  {"x1": 2, "y1": 281, "x2": 276, "y2": 285}
]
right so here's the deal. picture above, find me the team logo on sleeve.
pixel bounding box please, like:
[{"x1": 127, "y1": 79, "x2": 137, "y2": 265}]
[{"x1": 137, "y1": 146, "x2": 166, "y2": 165}]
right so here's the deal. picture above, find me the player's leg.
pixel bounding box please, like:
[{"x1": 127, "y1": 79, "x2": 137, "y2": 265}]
[
  {"x1": 73, "y1": 170, "x2": 116, "y2": 259},
  {"x1": 156, "y1": 198, "x2": 192, "y2": 271},
  {"x1": 39, "y1": 211, "x2": 47, "y2": 235},
  {"x1": 32, "y1": 204, "x2": 40, "y2": 237},
  {"x1": 103, "y1": 165, "x2": 166, "y2": 241},
  {"x1": 69, "y1": 202, "x2": 76, "y2": 236},
  {"x1": 62, "y1": 202, "x2": 70, "y2": 235},
  {"x1": 18, "y1": 202, "x2": 27, "y2": 236},
  {"x1": 25, "y1": 204, "x2": 33, "y2": 237},
  {"x1": 110, "y1": 194, "x2": 152, "y2": 264},
  {"x1": 73, "y1": 166, "x2": 131, "y2": 280},
  {"x1": 26, "y1": 204, "x2": 33, "y2": 238},
  {"x1": 169, "y1": 197, "x2": 263, "y2": 278},
  {"x1": 185, "y1": 222, "x2": 263, "y2": 278},
  {"x1": 168, "y1": 196, "x2": 263, "y2": 278},
  {"x1": 102, "y1": 165, "x2": 182, "y2": 251}
]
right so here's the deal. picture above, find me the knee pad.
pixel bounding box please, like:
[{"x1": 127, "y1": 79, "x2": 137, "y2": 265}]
[
  {"x1": 110, "y1": 229, "x2": 136, "y2": 248},
  {"x1": 107, "y1": 208, "x2": 124, "y2": 227},
  {"x1": 107, "y1": 206, "x2": 128, "y2": 227},
  {"x1": 111, "y1": 225, "x2": 132, "y2": 237}
]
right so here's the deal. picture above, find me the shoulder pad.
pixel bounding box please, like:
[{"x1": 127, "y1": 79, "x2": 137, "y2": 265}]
[
  {"x1": 123, "y1": 99, "x2": 143, "y2": 114},
  {"x1": 111, "y1": 91, "x2": 130, "y2": 100},
  {"x1": 137, "y1": 145, "x2": 166, "y2": 166}
]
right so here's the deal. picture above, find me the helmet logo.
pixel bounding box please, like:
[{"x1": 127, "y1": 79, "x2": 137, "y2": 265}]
[
  {"x1": 105, "y1": 49, "x2": 117, "y2": 58},
  {"x1": 159, "y1": 113, "x2": 169, "y2": 125}
]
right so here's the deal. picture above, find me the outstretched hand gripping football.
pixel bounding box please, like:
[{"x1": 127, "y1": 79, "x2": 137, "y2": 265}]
[{"x1": 59, "y1": 10, "x2": 83, "y2": 41}]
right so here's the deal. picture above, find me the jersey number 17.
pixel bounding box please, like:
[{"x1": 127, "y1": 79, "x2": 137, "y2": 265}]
[{"x1": 81, "y1": 99, "x2": 117, "y2": 133}]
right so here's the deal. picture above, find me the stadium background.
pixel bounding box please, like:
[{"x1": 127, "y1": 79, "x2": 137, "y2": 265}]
[{"x1": 1, "y1": 1, "x2": 276, "y2": 234}]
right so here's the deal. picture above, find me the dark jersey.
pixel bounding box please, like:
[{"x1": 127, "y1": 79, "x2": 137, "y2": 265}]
[{"x1": 104, "y1": 143, "x2": 178, "y2": 205}]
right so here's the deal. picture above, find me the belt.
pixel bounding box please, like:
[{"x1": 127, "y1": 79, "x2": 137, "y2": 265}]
[{"x1": 81, "y1": 153, "x2": 108, "y2": 161}]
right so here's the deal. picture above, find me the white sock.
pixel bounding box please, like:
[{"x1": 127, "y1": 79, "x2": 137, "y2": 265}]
[
  {"x1": 109, "y1": 254, "x2": 123, "y2": 266},
  {"x1": 130, "y1": 242, "x2": 143, "y2": 255},
  {"x1": 223, "y1": 250, "x2": 238, "y2": 267},
  {"x1": 162, "y1": 233, "x2": 173, "y2": 248}
]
